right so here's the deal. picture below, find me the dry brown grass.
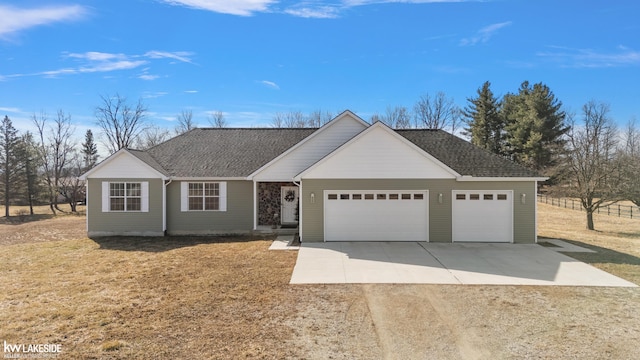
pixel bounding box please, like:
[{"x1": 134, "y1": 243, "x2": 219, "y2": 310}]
[
  {"x1": 0, "y1": 233, "x2": 306, "y2": 359},
  {"x1": 0, "y1": 215, "x2": 378, "y2": 359},
  {"x1": 1, "y1": 204, "x2": 84, "y2": 216},
  {"x1": 538, "y1": 202, "x2": 640, "y2": 284},
  {"x1": 1, "y1": 206, "x2": 639, "y2": 359}
]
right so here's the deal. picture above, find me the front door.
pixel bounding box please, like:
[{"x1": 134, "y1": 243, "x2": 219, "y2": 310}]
[{"x1": 280, "y1": 186, "x2": 299, "y2": 224}]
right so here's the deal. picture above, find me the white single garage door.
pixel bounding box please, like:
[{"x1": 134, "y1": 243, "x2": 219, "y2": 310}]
[
  {"x1": 324, "y1": 190, "x2": 429, "y2": 241},
  {"x1": 452, "y1": 190, "x2": 513, "y2": 243}
]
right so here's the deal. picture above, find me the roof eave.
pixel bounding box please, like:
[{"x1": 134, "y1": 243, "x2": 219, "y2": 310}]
[{"x1": 456, "y1": 176, "x2": 549, "y2": 182}]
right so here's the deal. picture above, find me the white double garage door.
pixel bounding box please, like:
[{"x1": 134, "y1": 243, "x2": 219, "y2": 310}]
[{"x1": 324, "y1": 190, "x2": 513, "y2": 242}]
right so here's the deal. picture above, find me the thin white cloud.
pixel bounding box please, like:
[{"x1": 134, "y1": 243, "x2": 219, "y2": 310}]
[
  {"x1": 285, "y1": 6, "x2": 341, "y2": 19},
  {"x1": 145, "y1": 50, "x2": 195, "y2": 64},
  {"x1": 2, "y1": 50, "x2": 195, "y2": 79},
  {"x1": 0, "y1": 106, "x2": 21, "y2": 113},
  {"x1": 139, "y1": 74, "x2": 161, "y2": 81},
  {"x1": 344, "y1": 0, "x2": 472, "y2": 4},
  {"x1": 0, "y1": 5, "x2": 87, "y2": 39},
  {"x1": 160, "y1": 0, "x2": 276, "y2": 16},
  {"x1": 460, "y1": 21, "x2": 512, "y2": 46},
  {"x1": 160, "y1": 0, "x2": 475, "y2": 18},
  {"x1": 184, "y1": 90, "x2": 199, "y2": 93},
  {"x1": 67, "y1": 51, "x2": 125, "y2": 62},
  {"x1": 260, "y1": 80, "x2": 280, "y2": 90},
  {"x1": 59, "y1": 52, "x2": 149, "y2": 76},
  {"x1": 142, "y1": 91, "x2": 169, "y2": 99},
  {"x1": 537, "y1": 45, "x2": 640, "y2": 68}
]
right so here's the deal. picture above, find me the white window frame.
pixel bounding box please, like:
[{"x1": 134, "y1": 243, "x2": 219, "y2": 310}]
[
  {"x1": 101, "y1": 181, "x2": 149, "y2": 212},
  {"x1": 181, "y1": 181, "x2": 227, "y2": 212}
]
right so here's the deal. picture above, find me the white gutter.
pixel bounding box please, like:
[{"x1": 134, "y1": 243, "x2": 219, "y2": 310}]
[
  {"x1": 172, "y1": 176, "x2": 245, "y2": 181},
  {"x1": 456, "y1": 176, "x2": 549, "y2": 182}
]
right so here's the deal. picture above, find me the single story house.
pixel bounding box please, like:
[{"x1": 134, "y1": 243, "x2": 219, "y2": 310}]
[{"x1": 80, "y1": 110, "x2": 546, "y2": 243}]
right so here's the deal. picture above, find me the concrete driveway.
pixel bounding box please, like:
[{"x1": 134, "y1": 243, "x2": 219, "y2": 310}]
[{"x1": 290, "y1": 242, "x2": 637, "y2": 286}]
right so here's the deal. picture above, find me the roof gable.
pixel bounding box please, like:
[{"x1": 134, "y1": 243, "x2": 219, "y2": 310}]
[
  {"x1": 296, "y1": 122, "x2": 459, "y2": 180},
  {"x1": 250, "y1": 110, "x2": 369, "y2": 180},
  {"x1": 80, "y1": 149, "x2": 168, "y2": 179}
]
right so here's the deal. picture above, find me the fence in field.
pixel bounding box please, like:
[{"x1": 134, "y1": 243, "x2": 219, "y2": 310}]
[{"x1": 537, "y1": 194, "x2": 639, "y2": 220}]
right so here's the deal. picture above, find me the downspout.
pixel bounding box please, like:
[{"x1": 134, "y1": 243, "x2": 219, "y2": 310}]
[
  {"x1": 253, "y1": 180, "x2": 257, "y2": 231},
  {"x1": 293, "y1": 180, "x2": 302, "y2": 242},
  {"x1": 164, "y1": 178, "x2": 172, "y2": 236},
  {"x1": 534, "y1": 180, "x2": 538, "y2": 244},
  {"x1": 85, "y1": 181, "x2": 89, "y2": 233}
]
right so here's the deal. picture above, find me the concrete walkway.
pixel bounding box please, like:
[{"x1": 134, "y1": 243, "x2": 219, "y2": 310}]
[{"x1": 290, "y1": 242, "x2": 637, "y2": 287}]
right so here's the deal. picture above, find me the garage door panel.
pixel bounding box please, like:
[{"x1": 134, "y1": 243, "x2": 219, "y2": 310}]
[
  {"x1": 452, "y1": 191, "x2": 512, "y2": 243},
  {"x1": 324, "y1": 191, "x2": 428, "y2": 242}
]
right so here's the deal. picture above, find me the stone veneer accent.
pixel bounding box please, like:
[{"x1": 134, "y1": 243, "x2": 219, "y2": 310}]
[{"x1": 258, "y1": 182, "x2": 297, "y2": 226}]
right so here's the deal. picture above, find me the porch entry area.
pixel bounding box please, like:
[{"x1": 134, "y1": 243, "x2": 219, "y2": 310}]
[{"x1": 257, "y1": 182, "x2": 299, "y2": 228}]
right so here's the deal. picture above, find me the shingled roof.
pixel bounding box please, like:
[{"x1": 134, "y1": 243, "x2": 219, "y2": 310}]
[
  {"x1": 396, "y1": 129, "x2": 541, "y2": 177},
  {"x1": 129, "y1": 126, "x2": 540, "y2": 179},
  {"x1": 143, "y1": 128, "x2": 317, "y2": 177}
]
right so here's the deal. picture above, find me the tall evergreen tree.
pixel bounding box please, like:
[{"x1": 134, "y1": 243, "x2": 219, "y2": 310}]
[
  {"x1": 18, "y1": 132, "x2": 41, "y2": 215},
  {"x1": 502, "y1": 81, "x2": 569, "y2": 173},
  {"x1": 0, "y1": 116, "x2": 22, "y2": 217},
  {"x1": 81, "y1": 129, "x2": 98, "y2": 171},
  {"x1": 463, "y1": 81, "x2": 505, "y2": 155}
]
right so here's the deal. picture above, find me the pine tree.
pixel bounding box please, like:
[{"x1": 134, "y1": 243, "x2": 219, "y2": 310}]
[
  {"x1": 18, "y1": 132, "x2": 42, "y2": 215},
  {"x1": 0, "y1": 116, "x2": 22, "y2": 217},
  {"x1": 463, "y1": 81, "x2": 505, "y2": 155},
  {"x1": 81, "y1": 129, "x2": 99, "y2": 172},
  {"x1": 502, "y1": 81, "x2": 569, "y2": 173}
]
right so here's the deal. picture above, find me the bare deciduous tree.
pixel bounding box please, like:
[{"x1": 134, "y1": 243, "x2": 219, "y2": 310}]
[
  {"x1": 565, "y1": 101, "x2": 620, "y2": 230},
  {"x1": 618, "y1": 118, "x2": 640, "y2": 206},
  {"x1": 208, "y1": 111, "x2": 227, "y2": 128},
  {"x1": 95, "y1": 94, "x2": 148, "y2": 154},
  {"x1": 33, "y1": 110, "x2": 76, "y2": 214},
  {"x1": 58, "y1": 153, "x2": 85, "y2": 212},
  {"x1": 136, "y1": 125, "x2": 171, "y2": 150},
  {"x1": 379, "y1": 106, "x2": 412, "y2": 129},
  {"x1": 307, "y1": 109, "x2": 334, "y2": 127},
  {"x1": 414, "y1": 92, "x2": 458, "y2": 129},
  {"x1": 450, "y1": 107, "x2": 463, "y2": 135},
  {"x1": 271, "y1": 111, "x2": 306, "y2": 128},
  {"x1": 175, "y1": 109, "x2": 196, "y2": 134}
]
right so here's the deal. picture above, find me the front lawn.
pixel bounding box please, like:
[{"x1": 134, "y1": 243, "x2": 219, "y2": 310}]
[
  {"x1": 1, "y1": 234, "x2": 302, "y2": 358},
  {"x1": 1, "y1": 205, "x2": 639, "y2": 359}
]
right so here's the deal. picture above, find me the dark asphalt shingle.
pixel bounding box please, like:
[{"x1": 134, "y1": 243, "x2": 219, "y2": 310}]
[
  {"x1": 131, "y1": 127, "x2": 541, "y2": 178},
  {"x1": 145, "y1": 128, "x2": 317, "y2": 177},
  {"x1": 396, "y1": 129, "x2": 541, "y2": 177}
]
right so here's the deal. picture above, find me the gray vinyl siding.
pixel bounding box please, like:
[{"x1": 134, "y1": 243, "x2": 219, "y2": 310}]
[
  {"x1": 166, "y1": 180, "x2": 253, "y2": 235},
  {"x1": 87, "y1": 178, "x2": 164, "y2": 236},
  {"x1": 300, "y1": 179, "x2": 536, "y2": 244}
]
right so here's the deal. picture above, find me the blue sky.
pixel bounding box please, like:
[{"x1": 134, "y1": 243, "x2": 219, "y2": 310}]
[{"x1": 1, "y1": 0, "x2": 639, "y2": 137}]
